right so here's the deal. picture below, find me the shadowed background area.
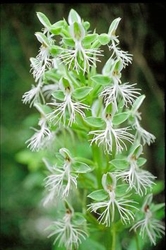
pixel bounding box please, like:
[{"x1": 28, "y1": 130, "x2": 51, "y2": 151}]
[{"x1": 1, "y1": 3, "x2": 165, "y2": 250}]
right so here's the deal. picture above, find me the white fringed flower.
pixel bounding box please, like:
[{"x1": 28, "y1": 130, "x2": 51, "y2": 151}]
[
  {"x1": 129, "y1": 95, "x2": 156, "y2": 145},
  {"x1": 47, "y1": 89, "x2": 89, "y2": 127},
  {"x1": 22, "y1": 81, "x2": 45, "y2": 107},
  {"x1": 130, "y1": 194, "x2": 165, "y2": 245},
  {"x1": 88, "y1": 173, "x2": 138, "y2": 227},
  {"x1": 26, "y1": 117, "x2": 51, "y2": 151},
  {"x1": 48, "y1": 208, "x2": 88, "y2": 249},
  {"x1": 134, "y1": 119, "x2": 156, "y2": 145},
  {"x1": 89, "y1": 113, "x2": 134, "y2": 154},
  {"x1": 59, "y1": 20, "x2": 102, "y2": 74},
  {"x1": 59, "y1": 45, "x2": 102, "y2": 74},
  {"x1": 100, "y1": 81, "x2": 140, "y2": 110},
  {"x1": 107, "y1": 17, "x2": 132, "y2": 68},
  {"x1": 109, "y1": 39, "x2": 133, "y2": 68},
  {"x1": 116, "y1": 154, "x2": 156, "y2": 196},
  {"x1": 30, "y1": 32, "x2": 53, "y2": 82},
  {"x1": 43, "y1": 154, "x2": 77, "y2": 206}
]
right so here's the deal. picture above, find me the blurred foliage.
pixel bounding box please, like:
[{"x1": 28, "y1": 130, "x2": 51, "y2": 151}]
[{"x1": 0, "y1": 3, "x2": 165, "y2": 250}]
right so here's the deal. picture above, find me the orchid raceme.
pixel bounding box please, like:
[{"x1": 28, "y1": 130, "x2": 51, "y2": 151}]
[{"x1": 22, "y1": 8, "x2": 165, "y2": 250}]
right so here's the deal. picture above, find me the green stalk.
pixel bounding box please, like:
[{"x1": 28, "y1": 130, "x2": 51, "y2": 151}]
[
  {"x1": 110, "y1": 223, "x2": 116, "y2": 250},
  {"x1": 135, "y1": 232, "x2": 140, "y2": 250},
  {"x1": 91, "y1": 143, "x2": 103, "y2": 187}
]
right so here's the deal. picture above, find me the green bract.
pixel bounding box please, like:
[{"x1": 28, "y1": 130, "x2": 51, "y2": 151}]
[
  {"x1": 36, "y1": 12, "x2": 52, "y2": 29},
  {"x1": 72, "y1": 87, "x2": 93, "y2": 100},
  {"x1": 87, "y1": 189, "x2": 108, "y2": 201}
]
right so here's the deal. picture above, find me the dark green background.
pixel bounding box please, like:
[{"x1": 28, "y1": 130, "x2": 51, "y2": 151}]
[{"x1": 1, "y1": 3, "x2": 165, "y2": 250}]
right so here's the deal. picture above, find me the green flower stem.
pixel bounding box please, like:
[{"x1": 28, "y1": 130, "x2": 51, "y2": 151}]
[
  {"x1": 135, "y1": 232, "x2": 140, "y2": 250},
  {"x1": 111, "y1": 223, "x2": 116, "y2": 250},
  {"x1": 91, "y1": 143, "x2": 104, "y2": 187}
]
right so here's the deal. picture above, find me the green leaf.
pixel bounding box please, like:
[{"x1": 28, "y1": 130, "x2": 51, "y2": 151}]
[
  {"x1": 112, "y1": 112, "x2": 129, "y2": 125},
  {"x1": 34, "y1": 103, "x2": 52, "y2": 115},
  {"x1": 83, "y1": 21, "x2": 90, "y2": 30},
  {"x1": 80, "y1": 238, "x2": 106, "y2": 250},
  {"x1": 44, "y1": 69, "x2": 61, "y2": 82},
  {"x1": 74, "y1": 157, "x2": 95, "y2": 166},
  {"x1": 102, "y1": 57, "x2": 114, "y2": 75},
  {"x1": 82, "y1": 34, "x2": 98, "y2": 46},
  {"x1": 84, "y1": 116, "x2": 105, "y2": 127},
  {"x1": 108, "y1": 17, "x2": 121, "y2": 36},
  {"x1": 68, "y1": 9, "x2": 81, "y2": 24},
  {"x1": 79, "y1": 172, "x2": 98, "y2": 189},
  {"x1": 49, "y1": 45, "x2": 61, "y2": 56},
  {"x1": 98, "y1": 33, "x2": 111, "y2": 45},
  {"x1": 152, "y1": 180, "x2": 164, "y2": 195},
  {"x1": 35, "y1": 32, "x2": 50, "y2": 46},
  {"x1": 88, "y1": 189, "x2": 108, "y2": 201},
  {"x1": 72, "y1": 212, "x2": 87, "y2": 225},
  {"x1": 52, "y1": 90, "x2": 65, "y2": 101},
  {"x1": 91, "y1": 74, "x2": 111, "y2": 85},
  {"x1": 137, "y1": 157, "x2": 147, "y2": 166},
  {"x1": 72, "y1": 162, "x2": 92, "y2": 173},
  {"x1": 110, "y1": 159, "x2": 128, "y2": 169},
  {"x1": 130, "y1": 144, "x2": 143, "y2": 158},
  {"x1": 62, "y1": 38, "x2": 75, "y2": 47},
  {"x1": 151, "y1": 203, "x2": 165, "y2": 213},
  {"x1": 50, "y1": 20, "x2": 65, "y2": 34},
  {"x1": 132, "y1": 95, "x2": 145, "y2": 113},
  {"x1": 72, "y1": 87, "x2": 92, "y2": 100},
  {"x1": 114, "y1": 59, "x2": 123, "y2": 72},
  {"x1": 36, "y1": 12, "x2": 52, "y2": 29}
]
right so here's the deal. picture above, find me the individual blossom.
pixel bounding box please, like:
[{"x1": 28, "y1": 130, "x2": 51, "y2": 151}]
[
  {"x1": 58, "y1": 9, "x2": 102, "y2": 74},
  {"x1": 109, "y1": 40, "x2": 133, "y2": 68},
  {"x1": 26, "y1": 116, "x2": 51, "y2": 151},
  {"x1": 130, "y1": 193, "x2": 165, "y2": 245},
  {"x1": 30, "y1": 32, "x2": 54, "y2": 82},
  {"x1": 87, "y1": 173, "x2": 138, "y2": 227},
  {"x1": 134, "y1": 118, "x2": 156, "y2": 145},
  {"x1": 47, "y1": 79, "x2": 90, "y2": 126},
  {"x1": 22, "y1": 79, "x2": 45, "y2": 107},
  {"x1": 99, "y1": 59, "x2": 140, "y2": 111},
  {"x1": 115, "y1": 145, "x2": 156, "y2": 196},
  {"x1": 128, "y1": 95, "x2": 156, "y2": 145},
  {"x1": 100, "y1": 81, "x2": 141, "y2": 111},
  {"x1": 89, "y1": 106, "x2": 134, "y2": 154},
  {"x1": 47, "y1": 205, "x2": 88, "y2": 250},
  {"x1": 107, "y1": 17, "x2": 132, "y2": 68},
  {"x1": 43, "y1": 148, "x2": 78, "y2": 206}
]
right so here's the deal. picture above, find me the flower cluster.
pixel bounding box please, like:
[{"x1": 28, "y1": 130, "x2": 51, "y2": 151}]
[{"x1": 22, "y1": 8, "x2": 165, "y2": 250}]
